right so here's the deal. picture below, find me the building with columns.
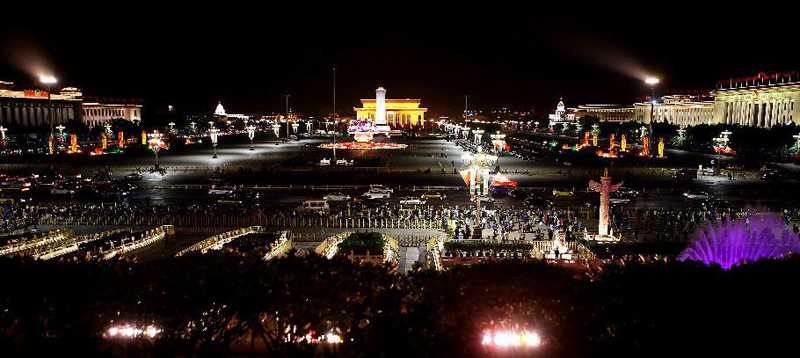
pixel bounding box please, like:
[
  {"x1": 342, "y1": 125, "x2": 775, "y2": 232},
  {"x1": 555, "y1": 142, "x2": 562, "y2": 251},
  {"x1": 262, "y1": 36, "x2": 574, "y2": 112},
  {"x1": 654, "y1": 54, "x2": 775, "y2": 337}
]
[
  {"x1": 1, "y1": 80, "x2": 142, "y2": 129},
  {"x1": 354, "y1": 88, "x2": 427, "y2": 129},
  {"x1": 573, "y1": 104, "x2": 635, "y2": 123},
  {"x1": 711, "y1": 73, "x2": 799, "y2": 127},
  {"x1": 634, "y1": 94, "x2": 715, "y2": 126}
]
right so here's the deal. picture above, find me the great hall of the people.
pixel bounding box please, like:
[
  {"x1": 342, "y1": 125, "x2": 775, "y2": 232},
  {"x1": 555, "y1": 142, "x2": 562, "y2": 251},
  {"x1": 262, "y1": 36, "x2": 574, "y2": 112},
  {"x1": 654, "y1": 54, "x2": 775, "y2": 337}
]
[
  {"x1": 0, "y1": 80, "x2": 141, "y2": 129},
  {"x1": 560, "y1": 72, "x2": 800, "y2": 128}
]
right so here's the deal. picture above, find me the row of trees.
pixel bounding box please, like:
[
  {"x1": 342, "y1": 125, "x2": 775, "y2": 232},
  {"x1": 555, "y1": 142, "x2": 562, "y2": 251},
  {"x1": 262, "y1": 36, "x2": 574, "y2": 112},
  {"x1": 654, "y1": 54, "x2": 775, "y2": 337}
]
[{"x1": 1, "y1": 252, "x2": 799, "y2": 356}]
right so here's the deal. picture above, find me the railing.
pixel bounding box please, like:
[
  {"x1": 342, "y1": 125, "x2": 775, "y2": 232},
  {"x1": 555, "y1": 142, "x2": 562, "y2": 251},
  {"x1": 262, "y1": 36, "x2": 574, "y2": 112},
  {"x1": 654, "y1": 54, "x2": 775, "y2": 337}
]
[
  {"x1": 315, "y1": 232, "x2": 351, "y2": 259},
  {"x1": 0, "y1": 229, "x2": 73, "y2": 257},
  {"x1": 37, "y1": 215, "x2": 446, "y2": 230},
  {"x1": 102, "y1": 225, "x2": 173, "y2": 260}
]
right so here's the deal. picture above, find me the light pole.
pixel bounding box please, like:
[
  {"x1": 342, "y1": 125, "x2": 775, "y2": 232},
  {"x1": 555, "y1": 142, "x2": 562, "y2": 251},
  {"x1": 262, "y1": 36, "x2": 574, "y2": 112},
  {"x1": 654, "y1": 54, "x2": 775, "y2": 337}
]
[
  {"x1": 56, "y1": 125, "x2": 65, "y2": 141},
  {"x1": 247, "y1": 125, "x2": 256, "y2": 151},
  {"x1": 148, "y1": 131, "x2": 164, "y2": 168},
  {"x1": 713, "y1": 130, "x2": 732, "y2": 173},
  {"x1": 473, "y1": 129, "x2": 484, "y2": 145},
  {"x1": 462, "y1": 148, "x2": 498, "y2": 236},
  {"x1": 272, "y1": 122, "x2": 281, "y2": 138},
  {"x1": 645, "y1": 77, "x2": 659, "y2": 156},
  {"x1": 210, "y1": 127, "x2": 219, "y2": 159},
  {"x1": 0, "y1": 125, "x2": 7, "y2": 141},
  {"x1": 40, "y1": 75, "x2": 57, "y2": 153},
  {"x1": 284, "y1": 94, "x2": 291, "y2": 142},
  {"x1": 168, "y1": 122, "x2": 176, "y2": 134},
  {"x1": 463, "y1": 95, "x2": 470, "y2": 123}
]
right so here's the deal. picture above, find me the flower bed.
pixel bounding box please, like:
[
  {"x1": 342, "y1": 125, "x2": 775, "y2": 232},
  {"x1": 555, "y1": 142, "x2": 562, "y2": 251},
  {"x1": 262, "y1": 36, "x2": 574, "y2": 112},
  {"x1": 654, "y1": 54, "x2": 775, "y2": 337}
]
[{"x1": 318, "y1": 142, "x2": 407, "y2": 150}]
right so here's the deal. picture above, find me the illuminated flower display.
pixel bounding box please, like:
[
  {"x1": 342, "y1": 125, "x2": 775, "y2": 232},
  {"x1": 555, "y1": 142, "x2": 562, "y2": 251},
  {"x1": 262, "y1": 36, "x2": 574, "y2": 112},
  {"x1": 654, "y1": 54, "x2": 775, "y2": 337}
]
[{"x1": 319, "y1": 142, "x2": 407, "y2": 150}]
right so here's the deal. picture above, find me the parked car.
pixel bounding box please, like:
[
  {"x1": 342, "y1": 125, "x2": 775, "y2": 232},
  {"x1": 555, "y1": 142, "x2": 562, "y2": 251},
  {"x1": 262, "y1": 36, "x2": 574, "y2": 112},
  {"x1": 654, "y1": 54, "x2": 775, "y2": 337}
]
[
  {"x1": 683, "y1": 190, "x2": 712, "y2": 200},
  {"x1": 50, "y1": 186, "x2": 77, "y2": 195},
  {"x1": 552, "y1": 188, "x2": 574, "y2": 197},
  {"x1": 319, "y1": 158, "x2": 331, "y2": 166},
  {"x1": 125, "y1": 172, "x2": 143, "y2": 181},
  {"x1": 335, "y1": 159, "x2": 353, "y2": 166},
  {"x1": 491, "y1": 186, "x2": 513, "y2": 196},
  {"x1": 399, "y1": 197, "x2": 426, "y2": 205},
  {"x1": 470, "y1": 196, "x2": 496, "y2": 204},
  {"x1": 363, "y1": 190, "x2": 390, "y2": 199},
  {"x1": 524, "y1": 195, "x2": 552, "y2": 207},
  {"x1": 323, "y1": 192, "x2": 351, "y2": 201},
  {"x1": 673, "y1": 169, "x2": 698, "y2": 181},
  {"x1": 208, "y1": 184, "x2": 237, "y2": 195},
  {"x1": 421, "y1": 192, "x2": 447, "y2": 200},
  {"x1": 761, "y1": 171, "x2": 782, "y2": 181},
  {"x1": 299, "y1": 200, "x2": 330, "y2": 212},
  {"x1": 616, "y1": 187, "x2": 640, "y2": 198},
  {"x1": 369, "y1": 184, "x2": 393, "y2": 194}
]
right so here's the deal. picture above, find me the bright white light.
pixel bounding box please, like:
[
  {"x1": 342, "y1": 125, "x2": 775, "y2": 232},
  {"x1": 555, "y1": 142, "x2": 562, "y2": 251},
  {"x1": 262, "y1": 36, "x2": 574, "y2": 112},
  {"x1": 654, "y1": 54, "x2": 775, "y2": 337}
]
[
  {"x1": 107, "y1": 324, "x2": 161, "y2": 339},
  {"x1": 482, "y1": 330, "x2": 542, "y2": 348},
  {"x1": 40, "y1": 75, "x2": 57, "y2": 84},
  {"x1": 645, "y1": 77, "x2": 660, "y2": 85}
]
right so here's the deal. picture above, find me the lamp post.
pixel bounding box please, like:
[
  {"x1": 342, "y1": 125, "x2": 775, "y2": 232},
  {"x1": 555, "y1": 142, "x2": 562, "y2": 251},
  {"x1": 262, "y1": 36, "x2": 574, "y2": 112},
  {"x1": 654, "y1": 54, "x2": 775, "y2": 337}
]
[
  {"x1": 190, "y1": 121, "x2": 196, "y2": 132},
  {"x1": 463, "y1": 95, "x2": 470, "y2": 123},
  {"x1": 272, "y1": 122, "x2": 281, "y2": 138},
  {"x1": 168, "y1": 122, "x2": 175, "y2": 134},
  {"x1": 713, "y1": 130, "x2": 732, "y2": 174},
  {"x1": 247, "y1": 124, "x2": 256, "y2": 151},
  {"x1": 462, "y1": 147, "x2": 498, "y2": 237},
  {"x1": 56, "y1": 125, "x2": 65, "y2": 141},
  {"x1": 490, "y1": 131, "x2": 506, "y2": 152},
  {"x1": 291, "y1": 122, "x2": 299, "y2": 134},
  {"x1": 0, "y1": 125, "x2": 6, "y2": 141},
  {"x1": 148, "y1": 131, "x2": 164, "y2": 168},
  {"x1": 40, "y1": 75, "x2": 57, "y2": 153},
  {"x1": 473, "y1": 129, "x2": 484, "y2": 145},
  {"x1": 209, "y1": 127, "x2": 219, "y2": 158},
  {"x1": 645, "y1": 77, "x2": 659, "y2": 156},
  {"x1": 284, "y1": 94, "x2": 291, "y2": 142}
]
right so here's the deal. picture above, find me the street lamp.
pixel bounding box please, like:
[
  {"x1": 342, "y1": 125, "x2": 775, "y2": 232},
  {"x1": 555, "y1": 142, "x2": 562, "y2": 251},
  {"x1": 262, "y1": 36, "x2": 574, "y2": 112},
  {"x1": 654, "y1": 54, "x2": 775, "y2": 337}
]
[
  {"x1": 247, "y1": 124, "x2": 256, "y2": 151},
  {"x1": 168, "y1": 122, "x2": 176, "y2": 133},
  {"x1": 0, "y1": 125, "x2": 7, "y2": 141},
  {"x1": 461, "y1": 147, "x2": 498, "y2": 235},
  {"x1": 209, "y1": 127, "x2": 219, "y2": 158},
  {"x1": 147, "y1": 131, "x2": 164, "y2": 168},
  {"x1": 645, "y1": 77, "x2": 659, "y2": 156},
  {"x1": 291, "y1": 122, "x2": 299, "y2": 134},
  {"x1": 473, "y1": 129, "x2": 484, "y2": 145},
  {"x1": 40, "y1": 75, "x2": 57, "y2": 153},
  {"x1": 713, "y1": 130, "x2": 732, "y2": 174},
  {"x1": 272, "y1": 122, "x2": 281, "y2": 138},
  {"x1": 306, "y1": 120, "x2": 312, "y2": 133}
]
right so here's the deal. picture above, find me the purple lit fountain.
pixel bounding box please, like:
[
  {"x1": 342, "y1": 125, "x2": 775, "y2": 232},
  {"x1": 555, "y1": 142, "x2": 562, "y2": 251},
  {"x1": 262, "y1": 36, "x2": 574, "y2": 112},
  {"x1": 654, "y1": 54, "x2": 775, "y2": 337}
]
[{"x1": 679, "y1": 212, "x2": 800, "y2": 269}]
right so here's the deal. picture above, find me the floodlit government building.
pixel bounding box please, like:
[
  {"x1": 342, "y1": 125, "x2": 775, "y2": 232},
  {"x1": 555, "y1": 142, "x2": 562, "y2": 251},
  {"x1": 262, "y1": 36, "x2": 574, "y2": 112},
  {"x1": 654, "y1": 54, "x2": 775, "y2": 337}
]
[
  {"x1": 0, "y1": 80, "x2": 142, "y2": 129},
  {"x1": 354, "y1": 88, "x2": 427, "y2": 129},
  {"x1": 633, "y1": 72, "x2": 799, "y2": 128}
]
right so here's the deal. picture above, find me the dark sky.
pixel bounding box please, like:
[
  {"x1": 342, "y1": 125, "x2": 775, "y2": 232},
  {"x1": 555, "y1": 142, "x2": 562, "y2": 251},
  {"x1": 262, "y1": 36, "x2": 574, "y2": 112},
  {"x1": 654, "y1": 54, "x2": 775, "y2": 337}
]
[{"x1": 2, "y1": 6, "x2": 798, "y2": 119}]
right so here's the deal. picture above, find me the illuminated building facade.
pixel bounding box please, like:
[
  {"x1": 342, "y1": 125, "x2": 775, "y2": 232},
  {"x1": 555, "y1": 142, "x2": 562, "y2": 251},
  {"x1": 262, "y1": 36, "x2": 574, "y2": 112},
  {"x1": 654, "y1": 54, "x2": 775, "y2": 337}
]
[
  {"x1": 547, "y1": 98, "x2": 576, "y2": 126},
  {"x1": 0, "y1": 80, "x2": 142, "y2": 129},
  {"x1": 711, "y1": 73, "x2": 799, "y2": 127},
  {"x1": 354, "y1": 88, "x2": 427, "y2": 128},
  {"x1": 573, "y1": 104, "x2": 635, "y2": 123},
  {"x1": 634, "y1": 94, "x2": 714, "y2": 126}
]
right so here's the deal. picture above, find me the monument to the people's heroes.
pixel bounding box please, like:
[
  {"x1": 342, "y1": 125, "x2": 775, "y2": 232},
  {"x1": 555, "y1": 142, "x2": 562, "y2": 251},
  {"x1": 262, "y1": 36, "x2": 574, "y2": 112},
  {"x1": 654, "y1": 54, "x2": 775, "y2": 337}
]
[{"x1": 373, "y1": 87, "x2": 391, "y2": 135}]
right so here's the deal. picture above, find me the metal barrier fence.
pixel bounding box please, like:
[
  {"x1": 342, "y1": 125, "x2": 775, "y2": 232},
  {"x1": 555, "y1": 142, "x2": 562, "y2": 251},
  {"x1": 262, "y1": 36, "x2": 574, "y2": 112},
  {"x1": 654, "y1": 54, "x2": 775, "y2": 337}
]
[{"x1": 37, "y1": 215, "x2": 445, "y2": 230}]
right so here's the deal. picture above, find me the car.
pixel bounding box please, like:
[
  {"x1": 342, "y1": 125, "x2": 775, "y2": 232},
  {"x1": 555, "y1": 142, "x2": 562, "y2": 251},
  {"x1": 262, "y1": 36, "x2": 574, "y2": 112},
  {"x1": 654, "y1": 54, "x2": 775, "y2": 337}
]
[
  {"x1": 683, "y1": 190, "x2": 712, "y2": 200},
  {"x1": 335, "y1": 159, "x2": 353, "y2": 166},
  {"x1": 470, "y1": 196, "x2": 496, "y2": 203},
  {"x1": 616, "y1": 187, "x2": 640, "y2": 198},
  {"x1": 50, "y1": 187, "x2": 77, "y2": 195},
  {"x1": 491, "y1": 186, "x2": 513, "y2": 196},
  {"x1": 421, "y1": 192, "x2": 447, "y2": 200},
  {"x1": 209, "y1": 184, "x2": 237, "y2": 195},
  {"x1": 363, "y1": 190, "x2": 390, "y2": 199},
  {"x1": 319, "y1": 158, "x2": 331, "y2": 166},
  {"x1": 125, "y1": 172, "x2": 143, "y2": 181},
  {"x1": 369, "y1": 184, "x2": 393, "y2": 194},
  {"x1": 552, "y1": 188, "x2": 574, "y2": 196},
  {"x1": 524, "y1": 195, "x2": 552, "y2": 207},
  {"x1": 323, "y1": 192, "x2": 351, "y2": 201},
  {"x1": 761, "y1": 171, "x2": 782, "y2": 180},
  {"x1": 360, "y1": 198, "x2": 389, "y2": 208},
  {"x1": 399, "y1": 197, "x2": 426, "y2": 205},
  {"x1": 673, "y1": 169, "x2": 697, "y2": 181}
]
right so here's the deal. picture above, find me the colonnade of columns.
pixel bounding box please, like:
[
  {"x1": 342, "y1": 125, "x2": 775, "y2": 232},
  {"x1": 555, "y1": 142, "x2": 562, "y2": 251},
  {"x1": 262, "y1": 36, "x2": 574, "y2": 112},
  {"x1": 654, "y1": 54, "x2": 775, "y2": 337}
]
[{"x1": 722, "y1": 97, "x2": 796, "y2": 128}]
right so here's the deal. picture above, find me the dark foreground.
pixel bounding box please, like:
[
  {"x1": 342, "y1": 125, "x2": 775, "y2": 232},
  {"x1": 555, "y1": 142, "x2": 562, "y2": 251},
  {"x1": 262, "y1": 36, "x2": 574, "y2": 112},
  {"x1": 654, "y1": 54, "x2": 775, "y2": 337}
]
[{"x1": 1, "y1": 252, "x2": 799, "y2": 357}]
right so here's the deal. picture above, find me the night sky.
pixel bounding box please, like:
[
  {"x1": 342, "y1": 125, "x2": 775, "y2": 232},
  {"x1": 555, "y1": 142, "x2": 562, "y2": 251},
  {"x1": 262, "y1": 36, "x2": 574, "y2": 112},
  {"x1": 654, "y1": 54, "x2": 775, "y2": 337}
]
[{"x1": 1, "y1": 7, "x2": 798, "y2": 119}]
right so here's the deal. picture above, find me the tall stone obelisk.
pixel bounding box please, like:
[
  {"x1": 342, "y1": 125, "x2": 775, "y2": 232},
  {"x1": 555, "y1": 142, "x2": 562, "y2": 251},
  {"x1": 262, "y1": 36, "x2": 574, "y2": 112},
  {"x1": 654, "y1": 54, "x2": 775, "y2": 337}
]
[
  {"x1": 374, "y1": 87, "x2": 390, "y2": 134},
  {"x1": 589, "y1": 168, "x2": 622, "y2": 240}
]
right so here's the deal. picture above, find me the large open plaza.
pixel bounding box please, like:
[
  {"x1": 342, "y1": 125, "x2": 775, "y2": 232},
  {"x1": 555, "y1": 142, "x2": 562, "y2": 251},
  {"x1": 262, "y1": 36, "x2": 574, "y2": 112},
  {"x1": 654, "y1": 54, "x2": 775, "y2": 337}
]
[{"x1": 2, "y1": 8, "x2": 800, "y2": 357}]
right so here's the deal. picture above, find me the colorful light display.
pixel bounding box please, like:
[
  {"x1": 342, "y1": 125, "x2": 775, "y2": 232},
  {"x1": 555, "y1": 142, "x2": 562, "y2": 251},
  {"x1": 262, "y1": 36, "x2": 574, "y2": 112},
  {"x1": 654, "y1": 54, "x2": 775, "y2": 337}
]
[
  {"x1": 679, "y1": 212, "x2": 800, "y2": 269},
  {"x1": 70, "y1": 134, "x2": 78, "y2": 153},
  {"x1": 481, "y1": 330, "x2": 542, "y2": 348},
  {"x1": 319, "y1": 142, "x2": 407, "y2": 150}
]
